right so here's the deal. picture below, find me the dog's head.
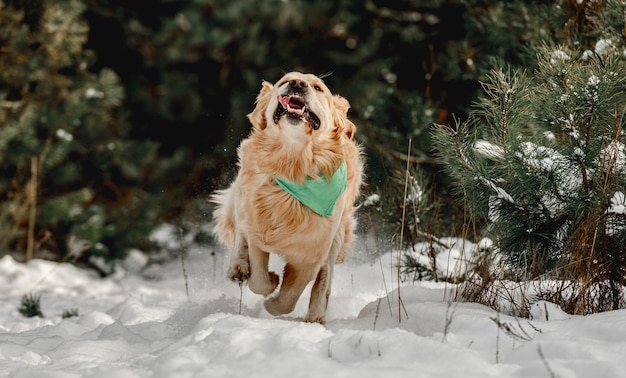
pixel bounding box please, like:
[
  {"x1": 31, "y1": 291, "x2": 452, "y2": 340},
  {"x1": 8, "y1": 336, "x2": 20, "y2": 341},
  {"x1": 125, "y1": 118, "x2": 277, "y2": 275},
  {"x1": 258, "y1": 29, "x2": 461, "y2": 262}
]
[{"x1": 248, "y1": 72, "x2": 355, "y2": 140}]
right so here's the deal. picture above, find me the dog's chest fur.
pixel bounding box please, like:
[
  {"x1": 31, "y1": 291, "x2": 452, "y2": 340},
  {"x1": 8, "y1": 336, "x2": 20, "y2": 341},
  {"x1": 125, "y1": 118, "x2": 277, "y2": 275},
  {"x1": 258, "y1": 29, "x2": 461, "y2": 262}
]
[{"x1": 236, "y1": 162, "x2": 339, "y2": 252}]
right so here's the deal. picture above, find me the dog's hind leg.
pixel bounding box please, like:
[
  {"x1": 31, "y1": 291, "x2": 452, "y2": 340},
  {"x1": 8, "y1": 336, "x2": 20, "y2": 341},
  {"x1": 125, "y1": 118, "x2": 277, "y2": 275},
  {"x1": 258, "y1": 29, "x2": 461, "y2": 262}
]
[
  {"x1": 305, "y1": 230, "x2": 344, "y2": 324},
  {"x1": 247, "y1": 243, "x2": 279, "y2": 296},
  {"x1": 305, "y1": 263, "x2": 332, "y2": 324},
  {"x1": 227, "y1": 233, "x2": 251, "y2": 283}
]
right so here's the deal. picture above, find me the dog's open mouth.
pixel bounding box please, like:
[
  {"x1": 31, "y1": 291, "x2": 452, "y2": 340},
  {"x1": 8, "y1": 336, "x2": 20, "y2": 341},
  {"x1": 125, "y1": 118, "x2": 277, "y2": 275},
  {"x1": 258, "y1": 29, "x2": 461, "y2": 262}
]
[{"x1": 273, "y1": 95, "x2": 321, "y2": 130}]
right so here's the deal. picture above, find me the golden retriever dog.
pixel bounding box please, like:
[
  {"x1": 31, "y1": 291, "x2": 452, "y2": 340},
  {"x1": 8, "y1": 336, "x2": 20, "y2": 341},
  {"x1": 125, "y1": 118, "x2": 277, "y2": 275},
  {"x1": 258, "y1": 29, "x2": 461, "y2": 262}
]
[{"x1": 211, "y1": 72, "x2": 363, "y2": 324}]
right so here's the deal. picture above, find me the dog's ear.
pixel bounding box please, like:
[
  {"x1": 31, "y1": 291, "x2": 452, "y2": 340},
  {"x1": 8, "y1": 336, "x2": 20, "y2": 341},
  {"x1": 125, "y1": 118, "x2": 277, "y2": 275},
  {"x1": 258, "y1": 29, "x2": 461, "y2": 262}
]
[
  {"x1": 332, "y1": 95, "x2": 356, "y2": 140},
  {"x1": 247, "y1": 81, "x2": 274, "y2": 130}
]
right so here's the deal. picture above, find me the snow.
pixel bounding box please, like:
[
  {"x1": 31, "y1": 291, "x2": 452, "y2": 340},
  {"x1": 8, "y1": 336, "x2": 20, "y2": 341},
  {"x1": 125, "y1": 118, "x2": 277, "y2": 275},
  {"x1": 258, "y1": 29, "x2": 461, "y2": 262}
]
[
  {"x1": 84, "y1": 87, "x2": 105, "y2": 99},
  {"x1": 406, "y1": 176, "x2": 424, "y2": 205},
  {"x1": 1, "y1": 235, "x2": 625, "y2": 378},
  {"x1": 595, "y1": 39, "x2": 613, "y2": 54},
  {"x1": 55, "y1": 129, "x2": 73, "y2": 142},
  {"x1": 587, "y1": 74, "x2": 600, "y2": 87},
  {"x1": 512, "y1": 142, "x2": 583, "y2": 219},
  {"x1": 599, "y1": 140, "x2": 626, "y2": 175},
  {"x1": 550, "y1": 49, "x2": 570, "y2": 64},
  {"x1": 474, "y1": 139, "x2": 504, "y2": 160},
  {"x1": 362, "y1": 193, "x2": 380, "y2": 207},
  {"x1": 608, "y1": 191, "x2": 626, "y2": 215}
]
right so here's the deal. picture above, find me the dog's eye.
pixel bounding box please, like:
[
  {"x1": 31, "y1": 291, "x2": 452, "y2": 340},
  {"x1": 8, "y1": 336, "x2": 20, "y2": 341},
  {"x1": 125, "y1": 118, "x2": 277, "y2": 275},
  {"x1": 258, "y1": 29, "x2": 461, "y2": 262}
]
[{"x1": 313, "y1": 85, "x2": 323, "y2": 92}]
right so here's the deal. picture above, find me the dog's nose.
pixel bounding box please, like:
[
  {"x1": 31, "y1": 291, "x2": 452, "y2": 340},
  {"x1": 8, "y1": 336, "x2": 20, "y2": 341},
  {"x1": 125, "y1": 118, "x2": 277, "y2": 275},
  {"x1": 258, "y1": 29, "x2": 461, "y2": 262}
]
[{"x1": 288, "y1": 79, "x2": 308, "y2": 90}]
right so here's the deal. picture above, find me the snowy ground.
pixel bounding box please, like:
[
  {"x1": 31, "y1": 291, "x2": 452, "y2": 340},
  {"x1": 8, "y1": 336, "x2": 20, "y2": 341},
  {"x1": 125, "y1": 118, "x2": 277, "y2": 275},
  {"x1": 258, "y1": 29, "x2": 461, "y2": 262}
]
[{"x1": 0, "y1": 229, "x2": 625, "y2": 378}]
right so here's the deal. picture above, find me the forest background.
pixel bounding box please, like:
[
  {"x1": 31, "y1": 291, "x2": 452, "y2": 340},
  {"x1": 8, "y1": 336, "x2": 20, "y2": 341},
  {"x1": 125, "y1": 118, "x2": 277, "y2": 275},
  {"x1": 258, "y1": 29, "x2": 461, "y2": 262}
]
[{"x1": 2, "y1": 0, "x2": 624, "y2": 314}]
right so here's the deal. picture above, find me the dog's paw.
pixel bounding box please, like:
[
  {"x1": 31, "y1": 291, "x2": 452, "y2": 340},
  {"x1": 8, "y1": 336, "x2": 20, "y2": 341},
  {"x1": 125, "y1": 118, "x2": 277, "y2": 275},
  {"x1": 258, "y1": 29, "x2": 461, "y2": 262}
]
[
  {"x1": 249, "y1": 271, "x2": 279, "y2": 296},
  {"x1": 263, "y1": 297, "x2": 284, "y2": 316},
  {"x1": 263, "y1": 293, "x2": 296, "y2": 316},
  {"x1": 304, "y1": 314, "x2": 325, "y2": 325},
  {"x1": 227, "y1": 259, "x2": 250, "y2": 283}
]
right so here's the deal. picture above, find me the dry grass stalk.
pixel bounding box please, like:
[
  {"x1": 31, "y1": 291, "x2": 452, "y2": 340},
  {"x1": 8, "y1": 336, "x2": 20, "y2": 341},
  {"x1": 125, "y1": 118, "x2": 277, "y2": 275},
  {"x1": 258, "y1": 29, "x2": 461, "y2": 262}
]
[
  {"x1": 396, "y1": 138, "x2": 412, "y2": 323},
  {"x1": 25, "y1": 156, "x2": 39, "y2": 261}
]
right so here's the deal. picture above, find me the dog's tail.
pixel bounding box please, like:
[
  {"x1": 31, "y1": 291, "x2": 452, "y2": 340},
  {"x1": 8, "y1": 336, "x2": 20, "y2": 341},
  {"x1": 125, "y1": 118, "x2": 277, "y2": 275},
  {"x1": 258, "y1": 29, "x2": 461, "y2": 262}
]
[
  {"x1": 335, "y1": 213, "x2": 356, "y2": 264},
  {"x1": 210, "y1": 188, "x2": 236, "y2": 251}
]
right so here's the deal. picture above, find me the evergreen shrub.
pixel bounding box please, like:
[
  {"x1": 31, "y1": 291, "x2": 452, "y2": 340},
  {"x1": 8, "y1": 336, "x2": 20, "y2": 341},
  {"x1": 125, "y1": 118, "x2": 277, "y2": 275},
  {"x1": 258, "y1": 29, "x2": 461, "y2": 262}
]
[{"x1": 433, "y1": 43, "x2": 626, "y2": 315}]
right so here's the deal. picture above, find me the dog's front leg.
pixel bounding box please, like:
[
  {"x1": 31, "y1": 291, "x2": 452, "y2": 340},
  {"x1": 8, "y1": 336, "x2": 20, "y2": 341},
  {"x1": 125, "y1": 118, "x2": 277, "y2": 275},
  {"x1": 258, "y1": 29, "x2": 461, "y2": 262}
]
[
  {"x1": 247, "y1": 243, "x2": 279, "y2": 296},
  {"x1": 264, "y1": 262, "x2": 316, "y2": 317},
  {"x1": 227, "y1": 233, "x2": 250, "y2": 283}
]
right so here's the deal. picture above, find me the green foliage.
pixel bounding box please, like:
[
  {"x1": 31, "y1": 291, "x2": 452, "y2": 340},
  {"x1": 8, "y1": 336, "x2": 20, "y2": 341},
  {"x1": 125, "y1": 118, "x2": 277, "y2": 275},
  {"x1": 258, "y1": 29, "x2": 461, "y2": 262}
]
[
  {"x1": 18, "y1": 292, "x2": 44, "y2": 318},
  {"x1": 18, "y1": 293, "x2": 79, "y2": 319},
  {"x1": 433, "y1": 1, "x2": 626, "y2": 313},
  {"x1": 402, "y1": 253, "x2": 435, "y2": 282},
  {"x1": 0, "y1": 1, "x2": 187, "y2": 265},
  {"x1": 61, "y1": 308, "x2": 79, "y2": 318}
]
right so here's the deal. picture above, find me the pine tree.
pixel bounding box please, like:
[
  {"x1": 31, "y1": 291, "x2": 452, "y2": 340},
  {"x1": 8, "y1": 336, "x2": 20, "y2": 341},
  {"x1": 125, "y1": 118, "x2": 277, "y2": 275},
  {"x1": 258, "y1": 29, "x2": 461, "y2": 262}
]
[
  {"x1": 343, "y1": 0, "x2": 559, "y2": 245},
  {"x1": 433, "y1": 1, "x2": 626, "y2": 314},
  {"x1": 0, "y1": 1, "x2": 183, "y2": 267}
]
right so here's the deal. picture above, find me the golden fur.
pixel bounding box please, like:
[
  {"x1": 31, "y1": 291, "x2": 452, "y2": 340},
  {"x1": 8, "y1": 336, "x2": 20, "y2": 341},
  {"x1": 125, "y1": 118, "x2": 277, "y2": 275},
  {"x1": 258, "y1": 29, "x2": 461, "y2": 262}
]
[{"x1": 211, "y1": 72, "x2": 363, "y2": 323}]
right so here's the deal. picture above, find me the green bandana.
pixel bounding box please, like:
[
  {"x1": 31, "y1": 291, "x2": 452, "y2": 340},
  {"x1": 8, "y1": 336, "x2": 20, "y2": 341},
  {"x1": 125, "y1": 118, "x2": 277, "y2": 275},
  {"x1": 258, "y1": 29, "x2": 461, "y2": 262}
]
[{"x1": 275, "y1": 161, "x2": 347, "y2": 217}]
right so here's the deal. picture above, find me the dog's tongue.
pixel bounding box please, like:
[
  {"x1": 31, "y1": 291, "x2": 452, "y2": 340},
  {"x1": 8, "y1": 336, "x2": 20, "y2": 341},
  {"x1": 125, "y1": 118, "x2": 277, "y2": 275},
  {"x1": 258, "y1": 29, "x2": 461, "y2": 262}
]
[
  {"x1": 275, "y1": 95, "x2": 320, "y2": 130},
  {"x1": 278, "y1": 95, "x2": 291, "y2": 109},
  {"x1": 278, "y1": 95, "x2": 305, "y2": 112}
]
